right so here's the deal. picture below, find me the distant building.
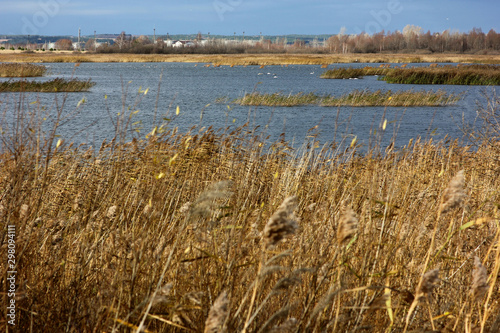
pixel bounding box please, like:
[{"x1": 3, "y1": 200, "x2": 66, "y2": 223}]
[
  {"x1": 172, "y1": 40, "x2": 196, "y2": 47},
  {"x1": 72, "y1": 42, "x2": 84, "y2": 50}
]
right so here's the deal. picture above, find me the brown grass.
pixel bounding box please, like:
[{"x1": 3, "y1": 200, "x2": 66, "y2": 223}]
[
  {"x1": 0, "y1": 77, "x2": 95, "y2": 92},
  {"x1": 321, "y1": 64, "x2": 500, "y2": 85},
  {"x1": 0, "y1": 92, "x2": 499, "y2": 332},
  {"x1": 0, "y1": 63, "x2": 47, "y2": 77},
  {"x1": 233, "y1": 89, "x2": 463, "y2": 107},
  {"x1": 1, "y1": 51, "x2": 500, "y2": 65}
]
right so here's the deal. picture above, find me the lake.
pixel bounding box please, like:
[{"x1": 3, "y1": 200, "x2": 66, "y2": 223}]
[{"x1": 0, "y1": 62, "x2": 492, "y2": 150}]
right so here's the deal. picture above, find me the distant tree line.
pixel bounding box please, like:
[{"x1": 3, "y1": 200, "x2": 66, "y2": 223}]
[
  {"x1": 325, "y1": 26, "x2": 500, "y2": 54},
  {"x1": 94, "y1": 27, "x2": 499, "y2": 55},
  {"x1": 16, "y1": 26, "x2": 496, "y2": 54}
]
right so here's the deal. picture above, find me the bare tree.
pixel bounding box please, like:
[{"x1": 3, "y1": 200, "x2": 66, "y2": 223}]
[
  {"x1": 55, "y1": 39, "x2": 73, "y2": 50},
  {"x1": 115, "y1": 31, "x2": 127, "y2": 50},
  {"x1": 85, "y1": 39, "x2": 96, "y2": 51}
]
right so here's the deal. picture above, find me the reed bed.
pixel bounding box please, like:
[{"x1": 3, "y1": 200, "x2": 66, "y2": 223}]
[
  {"x1": 234, "y1": 89, "x2": 463, "y2": 107},
  {"x1": 322, "y1": 64, "x2": 500, "y2": 85},
  {"x1": 0, "y1": 77, "x2": 95, "y2": 92},
  {"x1": 320, "y1": 66, "x2": 391, "y2": 79},
  {"x1": 1, "y1": 52, "x2": 500, "y2": 65},
  {"x1": 0, "y1": 62, "x2": 47, "y2": 77},
  {"x1": 383, "y1": 65, "x2": 500, "y2": 85},
  {"x1": 1, "y1": 91, "x2": 499, "y2": 333}
]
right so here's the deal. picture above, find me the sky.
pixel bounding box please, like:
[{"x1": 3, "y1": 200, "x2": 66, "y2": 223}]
[{"x1": 1, "y1": 0, "x2": 499, "y2": 36}]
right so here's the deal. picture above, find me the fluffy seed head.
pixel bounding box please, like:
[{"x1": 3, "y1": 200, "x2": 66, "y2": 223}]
[
  {"x1": 179, "y1": 201, "x2": 192, "y2": 214},
  {"x1": 189, "y1": 181, "x2": 233, "y2": 219},
  {"x1": 106, "y1": 206, "x2": 117, "y2": 219},
  {"x1": 142, "y1": 204, "x2": 152, "y2": 216},
  {"x1": 204, "y1": 290, "x2": 229, "y2": 333},
  {"x1": 267, "y1": 318, "x2": 297, "y2": 333},
  {"x1": 151, "y1": 283, "x2": 173, "y2": 307},
  {"x1": 263, "y1": 196, "x2": 299, "y2": 248},
  {"x1": 439, "y1": 170, "x2": 466, "y2": 215},
  {"x1": 416, "y1": 268, "x2": 440, "y2": 299},
  {"x1": 337, "y1": 208, "x2": 358, "y2": 245},
  {"x1": 471, "y1": 256, "x2": 489, "y2": 302},
  {"x1": 19, "y1": 204, "x2": 29, "y2": 220}
]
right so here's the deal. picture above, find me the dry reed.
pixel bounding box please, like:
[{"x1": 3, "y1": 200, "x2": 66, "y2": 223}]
[
  {"x1": 416, "y1": 268, "x2": 440, "y2": 299},
  {"x1": 0, "y1": 62, "x2": 47, "y2": 77},
  {"x1": 337, "y1": 208, "x2": 358, "y2": 245},
  {"x1": 263, "y1": 196, "x2": 299, "y2": 248},
  {"x1": 204, "y1": 290, "x2": 229, "y2": 333},
  {"x1": 0, "y1": 91, "x2": 499, "y2": 332},
  {"x1": 471, "y1": 256, "x2": 489, "y2": 303},
  {"x1": 439, "y1": 169, "x2": 466, "y2": 215},
  {"x1": 1, "y1": 52, "x2": 499, "y2": 65},
  {"x1": 234, "y1": 89, "x2": 463, "y2": 107}
]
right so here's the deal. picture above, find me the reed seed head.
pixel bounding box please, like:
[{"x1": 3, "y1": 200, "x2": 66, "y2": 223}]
[
  {"x1": 106, "y1": 206, "x2": 117, "y2": 219},
  {"x1": 337, "y1": 207, "x2": 358, "y2": 245},
  {"x1": 179, "y1": 201, "x2": 192, "y2": 214},
  {"x1": 189, "y1": 181, "x2": 233, "y2": 219},
  {"x1": 19, "y1": 204, "x2": 29, "y2": 220},
  {"x1": 204, "y1": 290, "x2": 229, "y2": 333},
  {"x1": 471, "y1": 256, "x2": 489, "y2": 302},
  {"x1": 267, "y1": 318, "x2": 297, "y2": 333},
  {"x1": 416, "y1": 268, "x2": 440, "y2": 300},
  {"x1": 142, "y1": 204, "x2": 152, "y2": 216},
  {"x1": 151, "y1": 283, "x2": 173, "y2": 307},
  {"x1": 439, "y1": 170, "x2": 466, "y2": 215},
  {"x1": 263, "y1": 196, "x2": 299, "y2": 248},
  {"x1": 272, "y1": 276, "x2": 301, "y2": 294}
]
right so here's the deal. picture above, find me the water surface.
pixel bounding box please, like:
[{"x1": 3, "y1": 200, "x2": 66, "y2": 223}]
[{"x1": 0, "y1": 62, "x2": 490, "y2": 150}]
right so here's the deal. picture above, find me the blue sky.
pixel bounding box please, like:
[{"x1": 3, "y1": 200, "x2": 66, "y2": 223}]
[{"x1": 1, "y1": 0, "x2": 498, "y2": 36}]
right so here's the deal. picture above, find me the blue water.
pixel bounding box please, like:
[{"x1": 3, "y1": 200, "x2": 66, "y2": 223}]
[{"x1": 0, "y1": 62, "x2": 493, "y2": 150}]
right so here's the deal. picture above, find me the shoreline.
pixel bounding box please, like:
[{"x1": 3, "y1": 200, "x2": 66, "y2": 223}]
[{"x1": 1, "y1": 51, "x2": 499, "y2": 65}]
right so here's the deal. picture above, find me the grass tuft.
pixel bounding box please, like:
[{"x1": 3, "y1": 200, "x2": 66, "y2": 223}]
[
  {"x1": 0, "y1": 77, "x2": 95, "y2": 92},
  {"x1": 322, "y1": 64, "x2": 500, "y2": 85},
  {"x1": 233, "y1": 89, "x2": 463, "y2": 107},
  {"x1": 0, "y1": 62, "x2": 47, "y2": 77}
]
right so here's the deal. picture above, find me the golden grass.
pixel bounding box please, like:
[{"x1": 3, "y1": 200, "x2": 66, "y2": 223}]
[
  {"x1": 1, "y1": 106, "x2": 500, "y2": 332},
  {"x1": 233, "y1": 89, "x2": 463, "y2": 107},
  {"x1": 1, "y1": 51, "x2": 500, "y2": 65},
  {"x1": 383, "y1": 65, "x2": 500, "y2": 85},
  {"x1": 321, "y1": 64, "x2": 500, "y2": 85},
  {"x1": 0, "y1": 62, "x2": 47, "y2": 77},
  {"x1": 0, "y1": 77, "x2": 95, "y2": 92}
]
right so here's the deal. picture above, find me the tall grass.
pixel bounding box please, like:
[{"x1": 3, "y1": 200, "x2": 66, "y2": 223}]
[
  {"x1": 320, "y1": 66, "x2": 391, "y2": 79},
  {"x1": 234, "y1": 89, "x2": 463, "y2": 107},
  {"x1": 0, "y1": 78, "x2": 95, "y2": 92},
  {"x1": 1, "y1": 52, "x2": 500, "y2": 66},
  {"x1": 322, "y1": 64, "x2": 500, "y2": 85},
  {"x1": 0, "y1": 90, "x2": 499, "y2": 332},
  {"x1": 383, "y1": 65, "x2": 500, "y2": 85},
  {"x1": 0, "y1": 63, "x2": 47, "y2": 77}
]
